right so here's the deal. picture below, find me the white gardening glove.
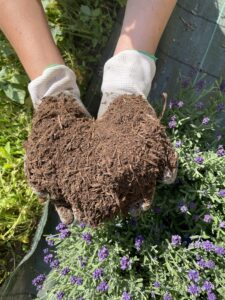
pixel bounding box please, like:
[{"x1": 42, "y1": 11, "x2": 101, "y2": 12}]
[
  {"x1": 98, "y1": 50, "x2": 156, "y2": 118},
  {"x1": 26, "y1": 64, "x2": 90, "y2": 224},
  {"x1": 28, "y1": 64, "x2": 89, "y2": 115},
  {"x1": 98, "y1": 51, "x2": 178, "y2": 216}
]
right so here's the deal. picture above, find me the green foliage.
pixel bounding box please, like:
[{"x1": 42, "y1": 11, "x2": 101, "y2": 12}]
[
  {"x1": 0, "y1": 99, "x2": 42, "y2": 284},
  {"x1": 37, "y1": 82, "x2": 225, "y2": 299}
]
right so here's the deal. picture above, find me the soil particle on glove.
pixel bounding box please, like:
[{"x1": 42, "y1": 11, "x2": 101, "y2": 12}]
[{"x1": 25, "y1": 93, "x2": 177, "y2": 226}]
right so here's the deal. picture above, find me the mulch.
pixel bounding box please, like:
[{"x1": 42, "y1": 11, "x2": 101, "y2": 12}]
[{"x1": 24, "y1": 93, "x2": 178, "y2": 226}]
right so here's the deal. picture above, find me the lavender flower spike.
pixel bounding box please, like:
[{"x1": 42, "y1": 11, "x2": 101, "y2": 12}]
[
  {"x1": 122, "y1": 291, "x2": 132, "y2": 300},
  {"x1": 171, "y1": 235, "x2": 182, "y2": 246},
  {"x1": 98, "y1": 246, "x2": 109, "y2": 261},
  {"x1": 96, "y1": 281, "x2": 109, "y2": 292}
]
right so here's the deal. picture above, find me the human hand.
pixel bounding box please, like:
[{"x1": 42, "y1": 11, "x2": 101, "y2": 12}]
[
  {"x1": 97, "y1": 50, "x2": 178, "y2": 216},
  {"x1": 25, "y1": 65, "x2": 90, "y2": 224}
]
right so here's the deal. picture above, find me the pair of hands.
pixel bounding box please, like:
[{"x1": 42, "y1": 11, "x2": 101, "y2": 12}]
[{"x1": 26, "y1": 50, "x2": 177, "y2": 225}]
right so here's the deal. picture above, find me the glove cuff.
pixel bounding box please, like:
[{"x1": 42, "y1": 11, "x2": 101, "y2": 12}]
[
  {"x1": 28, "y1": 65, "x2": 81, "y2": 109},
  {"x1": 101, "y1": 50, "x2": 156, "y2": 98}
]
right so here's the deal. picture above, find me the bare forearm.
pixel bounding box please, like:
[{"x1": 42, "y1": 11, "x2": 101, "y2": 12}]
[
  {"x1": 115, "y1": 0, "x2": 177, "y2": 55},
  {"x1": 0, "y1": 0, "x2": 64, "y2": 79}
]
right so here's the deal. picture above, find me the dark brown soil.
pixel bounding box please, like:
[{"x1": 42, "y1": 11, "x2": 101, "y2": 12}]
[{"x1": 24, "y1": 93, "x2": 177, "y2": 226}]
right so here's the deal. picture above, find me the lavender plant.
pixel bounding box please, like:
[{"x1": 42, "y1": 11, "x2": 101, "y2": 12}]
[{"x1": 34, "y1": 81, "x2": 225, "y2": 300}]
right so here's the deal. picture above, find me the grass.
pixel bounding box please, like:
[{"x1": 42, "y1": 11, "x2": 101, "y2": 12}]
[{"x1": 0, "y1": 99, "x2": 41, "y2": 284}]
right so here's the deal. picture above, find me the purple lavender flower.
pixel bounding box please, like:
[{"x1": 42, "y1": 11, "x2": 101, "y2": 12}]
[
  {"x1": 220, "y1": 79, "x2": 225, "y2": 92},
  {"x1": 214, "y1": 246, "x2": 225, "y2": 256},
  {"x1": 135, "y1": 235, "x2": 144, "y2": 251},
  {"x1": 188, "y1": 270, "x2": 199, "y2": 282},
  {"x1": 204, "y1": 214, "x2": 213, "y2": 223},
  {"x1": 96, "y1": 281, "x2": 109, "y2": 292},
  {"x1": 44, "y1": 253, "x2": 54, "y2": 264},
  {"x1": 194, "y1": 156, "x2": 204, "y2": 164},
  {"x1": 50, "y1": 259, "x2": 59, "y2": 269},
  {"x1": 43, "y1": 248, "x2": 49, "y2": 254},
  {"x1": 79, "y1": 222, "x2": 86, "y2": 229},
  {"x1": 120, "y1": 256, "x2": 131, "y2": 270},
  {"x1": 32, "y1": 274, "x2": 46, "y2": 287},
  {"x1": 98, "y1": 246, "x2": 109, "y2": 261},
  {"x1": 171, "y1": 235, "x2": 182, "y2": 246},
  {"x1": 46, "y1": 236, "x2": 54, "y2": 246},
  {"x1": 207, "y1": 292, "x2": 217, "y2": 300},
  {"x1": 177, "y1": 101, "x2": 184, "y2": 108},
  {"x1": 202, "y1": 117, "x2": 210, "y2": 125},
  {"x1": 193, "y1": 240, "x2": 202, "y2": 248},
  {"x1": 163, "y1": 292, "x2": 172, "y2": 300},
  {"x1": 61, "y1": 267, "x2": 70, "y2": 276},
  {"x1": 217, "y1": 145, "x2": 225, "y2": 157},
  {"x1": 169, "y1": 99, "x2": 176, "y2": 109},
  {"x1": 195, "y1": 79, "x2": 205, "y2": 92},
  {"x1": 169, "y1": 100, "x2": 184, "y2": 109},
  {"x1": 56, "y1": 291, "x2": 65, "y2": 300},
  {"x1": 153, "y1": 281, "x2": 160, "y2": 288},
  {"x1": 219, "y1": 221, "x2": 225, "y2": 228},
  {"x1": 181, "y1": 79, "x2": 190, "y2": 88},
  {"x1": 168, "y1": 116, "x2": 177, "y2": 128},
  {"x1": 218, "y1": 190, "x2": 225, "y2": 197},
  {"x1": 122, "y1": 291, "x2": 131, "y2": 300},
  {"x1": 195, "y1": 101, "x2": 204, "y2": 110},
  {"x1": 188, "y1": 284, "x2": 200, "y2": 296},
  {"x1": 36, "y1": 285, "x2": 43, "y2": 291},
  {"x1": 70, "y1": 275, "x2": 77, "y2": 284},
  {"x1": 197, "y1": 259, "x2": 206, "y2": 268},
  {"x1": 93, "y1": 268, "x2": 103, "y2": 280},
  {"x1": 204, "y1": 260, "x2": 215, "y2": 269},
  {"x1": 201, "y1": 240, "x2": 214, "y2": 252},
  {"x1": 175, "y1": 140, "x2": 182, "y2": 148},
  {"x1": 216, "y1": 103, "x2": 225, "y2": 112},
  {"x1": 56, "y1": 223, "x2": 67, "y2": 231},
  {"x1": 179, "y1": 204, "x2": 188, "y2": 213},
  {"x1": 76, "y1": 277, "x2": 83, "y2": 285},
  {"x1": 59, "y1": 229, "x2": 71, "y2": 239},
  {"x1": 82, "y1": 232, "x2": 92, "y2": 244},
  {"x1": 70, "y1": 276, "x2": 83, "y2": 285},
  {"x1": 202, "y1": 281, "x2": 214, "y2": 292}
]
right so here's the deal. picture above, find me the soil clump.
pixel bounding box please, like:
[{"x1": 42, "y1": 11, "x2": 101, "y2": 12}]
[{"x1": 25, "y1": 93, "x2": 177, "y2": 226}]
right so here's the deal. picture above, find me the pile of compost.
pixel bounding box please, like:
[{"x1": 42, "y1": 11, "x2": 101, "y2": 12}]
[{"x1": 24, "y1": 93, "x2": 177, "y2": 226}]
